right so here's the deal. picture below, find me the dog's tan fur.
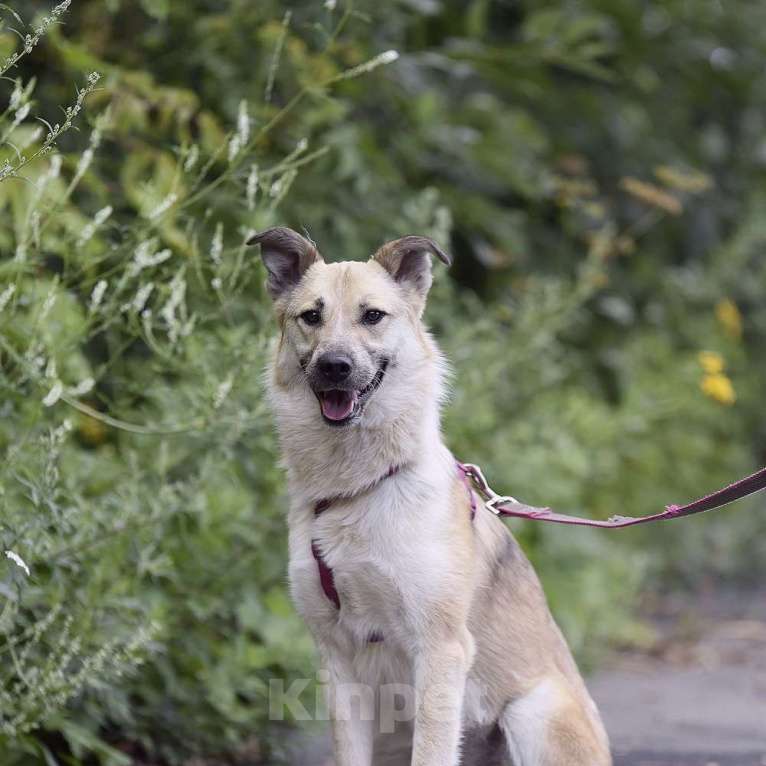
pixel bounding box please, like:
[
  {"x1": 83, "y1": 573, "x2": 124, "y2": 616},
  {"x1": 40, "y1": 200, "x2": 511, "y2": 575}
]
[{"x1": 251, "y1": 227, "x2": 611, "y2": 765}]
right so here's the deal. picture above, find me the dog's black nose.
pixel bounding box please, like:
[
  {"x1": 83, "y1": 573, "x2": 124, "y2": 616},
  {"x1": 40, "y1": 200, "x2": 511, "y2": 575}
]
[{"x1": 317, "y1": 353, "x2": 352, "y2": 384}]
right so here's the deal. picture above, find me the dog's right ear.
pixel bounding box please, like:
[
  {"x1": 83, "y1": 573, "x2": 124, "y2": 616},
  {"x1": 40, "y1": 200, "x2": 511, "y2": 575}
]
[{"x1": 247, "y1": 227, "x2": 323, "y2": 299}]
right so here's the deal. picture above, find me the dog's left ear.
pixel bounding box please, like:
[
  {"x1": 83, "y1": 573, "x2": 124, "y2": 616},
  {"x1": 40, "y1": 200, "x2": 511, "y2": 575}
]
[{"x1": 371, "y1": 235, "x2": 452, "y2": 311}]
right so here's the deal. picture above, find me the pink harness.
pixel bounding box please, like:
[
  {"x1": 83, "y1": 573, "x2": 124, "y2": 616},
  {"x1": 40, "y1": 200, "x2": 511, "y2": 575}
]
[
  {"x1": 310, "y1": 461, "x2": 766, "y2": 611},
  {"x1": 311, "y1": 464, "x2": 408, "y2": 620}
]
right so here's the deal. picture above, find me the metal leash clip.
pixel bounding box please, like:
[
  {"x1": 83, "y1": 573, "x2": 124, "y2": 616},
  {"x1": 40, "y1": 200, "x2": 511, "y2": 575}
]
[{"x1": 461, "y1": 463, "x2": 520, "y2": 515}]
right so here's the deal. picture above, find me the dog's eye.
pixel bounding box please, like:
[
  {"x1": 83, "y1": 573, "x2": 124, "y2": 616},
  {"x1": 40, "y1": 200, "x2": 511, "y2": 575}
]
[
  {"x1": 299, "y1": 310, "x2": 322, "y2": 326},
  {"x1": 362, "y1": 309, "x2": 386, "y2": 325}
]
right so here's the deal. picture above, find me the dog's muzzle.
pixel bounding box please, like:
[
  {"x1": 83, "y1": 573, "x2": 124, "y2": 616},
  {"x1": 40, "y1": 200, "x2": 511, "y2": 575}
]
[{"x1": 312, "y1": 359, "x2": 389, "y2": 426}]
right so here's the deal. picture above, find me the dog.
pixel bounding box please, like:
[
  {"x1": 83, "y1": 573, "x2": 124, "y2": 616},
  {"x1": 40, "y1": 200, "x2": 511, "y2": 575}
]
[{"x1": 249, "y1": 226, "x2": 611, "y2": 766}]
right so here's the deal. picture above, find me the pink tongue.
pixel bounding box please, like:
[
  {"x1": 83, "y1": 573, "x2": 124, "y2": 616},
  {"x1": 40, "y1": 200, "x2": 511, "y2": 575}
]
[{"x1": 320, "y1": 390, "x2": 357, "y2": 421}]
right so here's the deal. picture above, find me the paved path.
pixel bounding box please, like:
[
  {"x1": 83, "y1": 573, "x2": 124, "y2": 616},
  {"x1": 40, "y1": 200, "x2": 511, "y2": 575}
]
[{"x1": 590, "y1": 586, "x2": 766, "y2": 766}]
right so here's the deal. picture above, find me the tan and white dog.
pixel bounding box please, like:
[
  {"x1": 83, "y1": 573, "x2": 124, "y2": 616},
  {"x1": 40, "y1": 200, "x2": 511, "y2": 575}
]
[{"x1": 249, "y1": 227, "x2": 611, "y2": 766}]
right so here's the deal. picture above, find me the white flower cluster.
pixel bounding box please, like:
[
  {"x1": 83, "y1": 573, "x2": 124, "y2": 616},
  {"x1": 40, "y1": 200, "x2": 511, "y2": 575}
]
[
  {"x1": 5, "y1": 550, "x2": 30, "y2": 577},
  {"x1": 184, "y1": 144, "x2": 199, "y2": 173},
  {"x1": 39, "y1": 284, "x2": 57, "y2": 321},
  {"x1": 246, "y1": 164, "x2": 259, "y2": 211},
  {"x1": 237, "y1": 100, "x2": 250, "y2": 146},
  {"x1": 228, "y1": 100, "x2": 250, "y2": 162},
  {"x1": 132, "y1": 283, "x2": 155, "y2": 314},
  {"x1": 77, "y1": 205, "x2": 113, "y2": 247},
  {"x1": 89, "y1": 279, "x2": 108, "y2": 312},
  {"x1": 333, "y1": 50, "x2": 400, "y2": 82},
  {"x1": 41, "y1": 72, "x2": 100, "y2": 150},
  {"x1": 0, "y1": 284, "x2": 16, "y2": 313},
  {"x1": 69, "y1": 378, "x2": 94, "y2": 397},
  {"x1": 210, "y1": 222, "x2": 223, "y2": 266},
  {"x1": 0, "y1": 1, "x2": 73, "y2": 77},
  {"x1": 148, "y1": 192, "x2": 178, "y2": 220},
  {"x1": 160, "y1": 269, "x2": 195, "y2": 344},
  {"x1": 43, "y1": 381, "x2": 62, "y2": 407},
  {"x1": 131, "y1": 239, "x2": 172, "y2": 275},
  {"x1": 213, "y1": 375, "x2": 233, "y2": 409}
]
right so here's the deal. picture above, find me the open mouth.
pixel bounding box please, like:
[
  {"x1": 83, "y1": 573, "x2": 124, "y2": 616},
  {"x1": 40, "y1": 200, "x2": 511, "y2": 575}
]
[{"x1": 316, "y1": 360, "x2": 388, "y2": 426}]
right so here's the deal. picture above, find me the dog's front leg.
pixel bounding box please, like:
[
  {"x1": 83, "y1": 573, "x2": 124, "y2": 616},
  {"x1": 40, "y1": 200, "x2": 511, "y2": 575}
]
[
  {"x1": 411, "y1": 631, "x2": 473, "y2": 766},
  {"x1": 321, "y1": 649, "x2": 375, "y2": 766}
]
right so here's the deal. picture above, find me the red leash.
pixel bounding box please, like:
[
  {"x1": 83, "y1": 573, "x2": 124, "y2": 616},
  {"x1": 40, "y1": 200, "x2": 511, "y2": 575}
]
[
  {"x1": 310, "y1": 463, "x2": 766, "y2": 620},
  {"x1": 459, "y1": 463, "x2": 766, "y2": 529}
]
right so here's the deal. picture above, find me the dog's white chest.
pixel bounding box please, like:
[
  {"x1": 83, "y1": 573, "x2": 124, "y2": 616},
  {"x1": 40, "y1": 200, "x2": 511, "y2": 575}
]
[{"x1": 288, "y1": 473, "x2": 455, "y2": 655}]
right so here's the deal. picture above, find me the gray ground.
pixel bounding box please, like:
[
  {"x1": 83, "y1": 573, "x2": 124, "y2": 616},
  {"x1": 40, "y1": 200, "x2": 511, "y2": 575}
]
[
  {"x1": 591, "y1": 585, "x2": 766, "y2": 766},
  {"x1": 281, "y1": 586, "x2": 766, "y2": 766}
]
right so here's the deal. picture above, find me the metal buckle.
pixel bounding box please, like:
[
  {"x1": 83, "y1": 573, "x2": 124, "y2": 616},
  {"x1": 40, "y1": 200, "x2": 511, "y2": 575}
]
[
  {"x1": 461, "y1": 463, "x2": 519, "y2": 515},
  {"x1": 485, "y1": 494, "x2": 520, "y2": 515}
]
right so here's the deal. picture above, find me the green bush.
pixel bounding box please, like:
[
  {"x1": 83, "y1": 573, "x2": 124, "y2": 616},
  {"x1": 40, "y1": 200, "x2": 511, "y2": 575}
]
[{"x1": 1, "y1": 1, "x2": 764, "y2": 764}]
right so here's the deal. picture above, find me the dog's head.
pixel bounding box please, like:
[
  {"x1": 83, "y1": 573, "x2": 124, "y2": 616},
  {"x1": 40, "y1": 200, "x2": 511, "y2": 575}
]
[{"x1": 248, "y1": 227, "x2": 451, "y2": 428}]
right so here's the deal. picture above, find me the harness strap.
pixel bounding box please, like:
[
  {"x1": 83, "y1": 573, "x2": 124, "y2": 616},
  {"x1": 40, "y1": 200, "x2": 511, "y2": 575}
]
[
  {"x1": 311, "y1": 464, "x2": 403, "y2": 612},
  {"x1": 311, "y1": 540, "x2": 341, "y2": 609},
  {"x1": 459, "y1": 463, "x2": 766, "y2": 529}
]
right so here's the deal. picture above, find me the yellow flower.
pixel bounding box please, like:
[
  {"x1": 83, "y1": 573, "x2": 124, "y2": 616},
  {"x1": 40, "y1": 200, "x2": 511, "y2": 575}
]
[
  {"x1": 700, "y1": 373, "x2": 736, "y2": 405},
  {"x1": 716, "y1": 299, "x2": 742, "y2": 340},
  {"x1": 698, "y1": 351, "x2": 724, "y2": 374}
]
